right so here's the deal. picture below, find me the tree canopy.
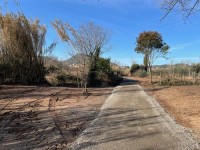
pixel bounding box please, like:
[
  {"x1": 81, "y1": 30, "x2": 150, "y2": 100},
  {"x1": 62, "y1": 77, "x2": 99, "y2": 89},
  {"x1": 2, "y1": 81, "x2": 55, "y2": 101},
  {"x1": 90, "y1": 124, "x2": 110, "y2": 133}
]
[
  {"x1": 135, "y1": 31, "x2": 169, "y2": 55},
  {"x1": 135, "y1": 31, "x2": 169, "y2": 83}
]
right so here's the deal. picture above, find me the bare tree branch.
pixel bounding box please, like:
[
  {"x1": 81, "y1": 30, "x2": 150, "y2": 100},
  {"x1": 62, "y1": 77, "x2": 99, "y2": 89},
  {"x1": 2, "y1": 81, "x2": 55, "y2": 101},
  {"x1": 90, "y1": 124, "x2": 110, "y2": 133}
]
[
  {"x1": 160, "y1": 0, "x2": 200, "y2": 20},
  {"x1": 52, "y1": 21, "x2": 111, "y2": 92}
]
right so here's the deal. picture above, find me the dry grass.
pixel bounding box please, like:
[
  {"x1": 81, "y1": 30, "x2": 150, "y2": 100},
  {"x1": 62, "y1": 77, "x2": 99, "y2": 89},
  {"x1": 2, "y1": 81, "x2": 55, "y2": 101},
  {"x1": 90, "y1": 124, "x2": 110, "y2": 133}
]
[{"x1": 133, "y1": 76, "x2": 200, "y2": 140}]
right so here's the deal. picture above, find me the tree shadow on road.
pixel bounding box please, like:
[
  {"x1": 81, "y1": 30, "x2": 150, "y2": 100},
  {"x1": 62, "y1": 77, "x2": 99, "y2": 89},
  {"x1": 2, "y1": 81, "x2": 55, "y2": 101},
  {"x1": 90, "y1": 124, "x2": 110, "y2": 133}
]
[{"x1": 73, "y1": 106, "x2": 169, "y2": 149}]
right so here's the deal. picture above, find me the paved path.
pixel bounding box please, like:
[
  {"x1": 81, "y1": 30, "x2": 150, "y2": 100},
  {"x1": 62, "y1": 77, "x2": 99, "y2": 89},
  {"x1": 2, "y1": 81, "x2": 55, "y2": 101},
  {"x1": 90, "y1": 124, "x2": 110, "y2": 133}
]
[{"x1": 71, "y1": 78, "x2": 199, "y2": 150}]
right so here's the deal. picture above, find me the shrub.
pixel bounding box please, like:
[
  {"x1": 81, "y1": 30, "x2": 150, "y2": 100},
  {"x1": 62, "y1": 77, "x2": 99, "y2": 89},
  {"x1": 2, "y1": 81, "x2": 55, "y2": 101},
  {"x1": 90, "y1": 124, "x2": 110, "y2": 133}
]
[
  {"x1": 160, "y1": 78, "x2": 194, "y2": 86},
  {"x1": 130, "y1": 64, "x2": 140, "y2": 74},
  {"x1": 88, "y1": 57, "x2": 112, "y2": 87},
  {"x1": 46, "y1": 72, "x2": 78, "y2": 86},
  {"x1": 46, "y1": 75, "x2": 59, "y2": 86},
  {"x1": 139, "y1": 70, "x2": 147, "y2": 78},
  {"x1": 56, "y1": 73, "x2": 77, "y2": 83},
  {"x1": 191, "y1": 63, "x2": 200, "y2": 74},
  {"x1": 97, "y1": 58, "x2": 112, "y2": 80},
  {"x1": 45, "y1": 65, "x2": 60, "y2": 75},
  {"x1": 56, "y1": 73, "x2": 67, "y2": 82},
  {"x1": 0, "y1": 12, "x2": 55, "y2": 84},
  {"x1": 109, "y1": 73, "x2": 123, "y2": 86}
]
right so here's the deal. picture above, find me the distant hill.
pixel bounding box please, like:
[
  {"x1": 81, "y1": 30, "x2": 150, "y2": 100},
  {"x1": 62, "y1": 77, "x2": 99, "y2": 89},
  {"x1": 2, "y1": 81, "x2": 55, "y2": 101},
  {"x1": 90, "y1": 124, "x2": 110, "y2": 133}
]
[
  {"x1": 46, "y1": 54, "x2": 123, "y2": 69},
  {"x1": 63, "y1": 54, "x2": 87, "y2": 66},
  {"x1": 64, "y1": 54, "x2": 121, "y2": 67}
]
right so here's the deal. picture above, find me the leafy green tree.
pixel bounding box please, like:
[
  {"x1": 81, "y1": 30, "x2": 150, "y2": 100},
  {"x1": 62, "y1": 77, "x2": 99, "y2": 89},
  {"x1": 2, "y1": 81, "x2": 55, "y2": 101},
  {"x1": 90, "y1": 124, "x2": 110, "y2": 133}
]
[
  {"x1": 97, "y1": 57, "x2": 112, "y2": 81},
  {"x1": 130, "y1": 64, "x2": 140, "y2": 74},
  {"x1": 87, "y1": 46, "x2": 101, "y2": 87},
  {"x1": 135, "y1": 31, "x2": 169, "y2": 83}
]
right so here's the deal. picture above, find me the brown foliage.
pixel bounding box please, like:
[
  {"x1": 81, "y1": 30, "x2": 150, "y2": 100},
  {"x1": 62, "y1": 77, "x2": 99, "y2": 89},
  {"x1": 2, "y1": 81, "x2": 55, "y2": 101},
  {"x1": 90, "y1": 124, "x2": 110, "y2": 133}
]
[{"x1": 0, "y1": 12, "x2": 55, "y2": 84}]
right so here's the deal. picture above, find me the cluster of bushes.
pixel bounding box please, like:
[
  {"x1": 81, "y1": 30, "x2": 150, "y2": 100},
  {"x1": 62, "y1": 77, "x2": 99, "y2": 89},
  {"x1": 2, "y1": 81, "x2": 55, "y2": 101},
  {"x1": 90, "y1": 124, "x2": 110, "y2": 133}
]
[
  {"x1": 0, "y1": 11, "x2": 122, "y2": 87},
  {"x1": 0, "y1": 12, "x2": 123, "y2": 87},
  {"x1": 46, "y1": 72, "x2": 79, "y2": 87},
  {"x1": 160, "y1": 78, "x2": 195, "y2": 86},
  {"x1": 130, "y1": 64, "x2": 147, "y2": 78},
  {"x1": 46, "y1": 57, "x2": 123, "y2": 87},
  {"x1": 191, "y1": 63, "x2": 200, "y2": 74},
  {"x1": 88, "y1": 57, "x2": 112, "y2": 87},
  {"x1": 46, "y1": 71, "x2": 123, "y2": 87},
  {"x1": 88, "y1": 56, "x2": 124, "y2": 87},
  {"x1": 108, "y1": 72, "x2": 123, "y2": 86}
]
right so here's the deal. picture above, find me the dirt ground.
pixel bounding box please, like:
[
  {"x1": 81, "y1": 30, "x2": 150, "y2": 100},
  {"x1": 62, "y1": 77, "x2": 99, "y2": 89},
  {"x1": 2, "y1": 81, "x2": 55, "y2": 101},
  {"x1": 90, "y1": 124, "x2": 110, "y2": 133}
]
[
  {"x1": 0, "y1": 85, "x2": 113, "y2": 150},
  {"x1": 133, "y1": 77, "x2": 200, "y2": 141}
]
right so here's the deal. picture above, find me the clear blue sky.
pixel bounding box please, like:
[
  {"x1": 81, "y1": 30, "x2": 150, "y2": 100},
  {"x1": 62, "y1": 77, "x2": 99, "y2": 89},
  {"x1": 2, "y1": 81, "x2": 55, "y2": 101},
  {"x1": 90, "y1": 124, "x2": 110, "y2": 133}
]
[{"x1": 2, "y1": 0, "x2": 200, "y2": 66}]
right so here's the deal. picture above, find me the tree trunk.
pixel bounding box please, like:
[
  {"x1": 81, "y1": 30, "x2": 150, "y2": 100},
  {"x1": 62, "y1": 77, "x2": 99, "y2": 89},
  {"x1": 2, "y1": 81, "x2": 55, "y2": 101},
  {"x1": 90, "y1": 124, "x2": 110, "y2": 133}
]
[
  {"x1": 83, "y1": 81, "x2": 88, "y2": 94},
  {"x1": 150, "y1": 66, "x2": 153, "y2": 84},
  {"x1": 143, "y1": 54, "x2": 148, "y2": 72}
]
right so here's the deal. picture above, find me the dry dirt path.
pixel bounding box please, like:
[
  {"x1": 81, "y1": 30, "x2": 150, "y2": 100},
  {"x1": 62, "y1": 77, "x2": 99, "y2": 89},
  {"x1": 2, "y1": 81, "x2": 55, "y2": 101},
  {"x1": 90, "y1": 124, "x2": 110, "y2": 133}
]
[
  {"x1": 0, "y1": 86, "x2": 113, "y2": 149},
  {"x1": 71, "y1": 78, "x2": 199, "y2": 150}
]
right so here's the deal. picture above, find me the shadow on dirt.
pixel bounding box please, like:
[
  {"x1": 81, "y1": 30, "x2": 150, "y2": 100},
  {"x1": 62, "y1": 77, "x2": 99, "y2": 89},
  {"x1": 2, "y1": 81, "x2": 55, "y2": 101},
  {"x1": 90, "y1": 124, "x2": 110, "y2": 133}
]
[
  {"x1": 0, "y1": 78, "x2": 164, "y2": 149},
  {"x1": 0, "y1": 86, "x2": 113, "y2": 149}
]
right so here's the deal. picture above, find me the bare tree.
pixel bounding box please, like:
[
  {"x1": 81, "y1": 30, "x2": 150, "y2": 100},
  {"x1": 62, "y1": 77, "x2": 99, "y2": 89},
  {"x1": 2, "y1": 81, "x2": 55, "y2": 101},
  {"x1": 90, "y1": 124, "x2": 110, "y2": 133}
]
[
  {"x1": 160, "y1": 0, "x2": 200, "y2": 20},
  {"x1": 52, "y1": 21, "x2": 111, "y2": 93}
]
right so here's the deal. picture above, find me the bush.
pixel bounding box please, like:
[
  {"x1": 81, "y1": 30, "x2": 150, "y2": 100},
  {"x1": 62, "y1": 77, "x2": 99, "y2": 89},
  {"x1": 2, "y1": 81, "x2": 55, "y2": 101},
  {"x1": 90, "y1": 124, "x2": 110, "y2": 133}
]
[
  {"x1": 160, "y1": 78, "x2": 194, "y2": 86},
  {"x1": 132, "y1": 70, "x2": 147, "y2": 78},
  {"x1": 0, "y1": 12, "x2": 54, "y2": 84},
  {"x1": 191, "y1": 63, "x2": 200, "y2": 74},
  {"x1": 45, "y1": 65, "x2": 60, "y2": 75},
  {"x1": 139, "y1": 70, "x2": 147, "y2": 78},
  {"x1": 130, "y1": 64, "x2": 140, "y2": 74},
  {"x1": 46, "y1": 75, "x2": 59, "y2": 86},
  {"x1": 56, "y1": 73, "x2": 67, "y2": 82},
  {"x1": 109, "y1": 74, "x2": 123, "y2": 86},
  {"x1": 46, "y1": 72, "x2": 78, "y2": 86},
  {"x1": 88, "y1": 58, "x2": 113, "y2": 87}
]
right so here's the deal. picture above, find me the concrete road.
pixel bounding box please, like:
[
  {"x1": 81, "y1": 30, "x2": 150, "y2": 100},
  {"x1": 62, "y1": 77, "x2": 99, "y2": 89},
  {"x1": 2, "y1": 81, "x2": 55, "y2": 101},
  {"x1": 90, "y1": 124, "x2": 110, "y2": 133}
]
[{"x1": 71, "y1": 78, "x2": 199, "y2": 150}]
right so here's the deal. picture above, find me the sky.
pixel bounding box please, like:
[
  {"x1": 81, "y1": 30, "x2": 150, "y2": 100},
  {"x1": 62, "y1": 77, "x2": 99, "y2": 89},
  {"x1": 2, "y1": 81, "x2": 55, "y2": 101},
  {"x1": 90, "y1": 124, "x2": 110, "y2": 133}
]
[{"x1": 2, "y1": 0, "x2": 200, "y2": 66}]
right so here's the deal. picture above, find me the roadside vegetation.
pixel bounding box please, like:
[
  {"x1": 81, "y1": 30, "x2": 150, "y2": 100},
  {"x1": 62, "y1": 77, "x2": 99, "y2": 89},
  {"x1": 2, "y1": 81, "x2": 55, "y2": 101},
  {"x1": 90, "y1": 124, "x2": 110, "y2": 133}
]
[
  {"x1": 135, "y1": 31, "x2": 169, "y2": 83},
  {"x1": 130, "y1": 30, "x2": 200, "y2": 140},
  {"x1": 0, "y1": 2, "x2": 122, "y2": 149},
  {"x1": 130, "y1": 62, "x2": 200, "y2": 86},
  {"x1": 0, "y1": 11, "x2": 122, "y2": 89},
  {"x1": 133, "y1": 76, "x2": 200, "y2": 140},
  {"x1": 0, "y1": 12, "x2": 56, "y2": 84},
  {"x1": 1, "y1": 0, "x2": 200, "y2": 149}
]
